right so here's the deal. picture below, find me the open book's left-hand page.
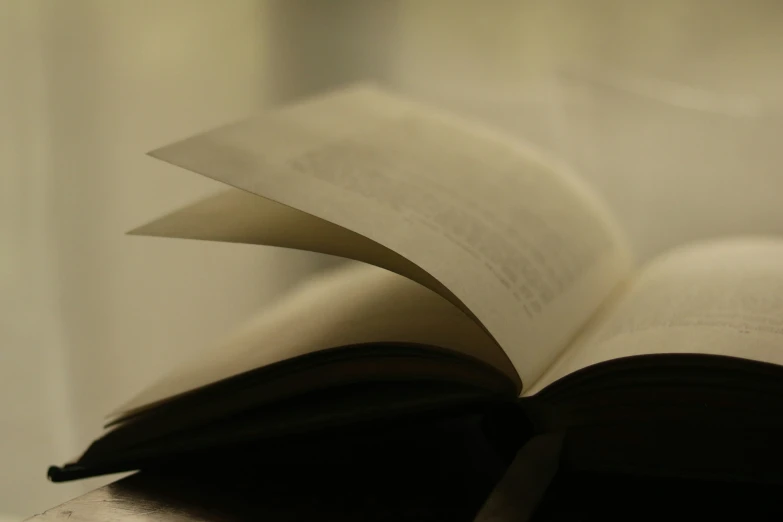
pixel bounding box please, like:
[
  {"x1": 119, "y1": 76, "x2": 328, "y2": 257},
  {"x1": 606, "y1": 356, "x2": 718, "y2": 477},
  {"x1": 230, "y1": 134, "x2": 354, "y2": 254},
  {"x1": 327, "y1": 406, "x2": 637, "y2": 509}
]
[{"x1": 115, "y1": 262, "x2": 519, "y2": 415}]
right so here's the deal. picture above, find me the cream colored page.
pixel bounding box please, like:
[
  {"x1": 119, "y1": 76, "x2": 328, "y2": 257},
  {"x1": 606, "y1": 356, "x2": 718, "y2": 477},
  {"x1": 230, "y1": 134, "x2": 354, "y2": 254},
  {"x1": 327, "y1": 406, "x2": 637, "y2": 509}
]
[
  {"x1": 115, "y1": 263, "x2": 519, "y2": 416},
  {"x1": 131, "y1": 188, "x2": 458, "y2": 312},
  {"x1": 149, "y1": 85, "x2": 633, "y2": 387},
  {"x1": 528, "y1": 237, "x2": 783, "y2": 395}
]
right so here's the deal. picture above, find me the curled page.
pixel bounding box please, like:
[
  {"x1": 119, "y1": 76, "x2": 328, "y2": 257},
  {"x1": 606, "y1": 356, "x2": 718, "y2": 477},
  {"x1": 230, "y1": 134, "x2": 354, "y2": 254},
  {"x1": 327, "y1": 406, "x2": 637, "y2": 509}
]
[{"x1": 144, "y1": 85, "x2": 632, "y2": 388}]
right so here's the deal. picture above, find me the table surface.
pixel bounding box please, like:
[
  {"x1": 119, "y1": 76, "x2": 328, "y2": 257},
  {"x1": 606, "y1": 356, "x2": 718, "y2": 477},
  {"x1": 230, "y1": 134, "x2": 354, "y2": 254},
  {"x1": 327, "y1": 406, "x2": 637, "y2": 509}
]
[
  {"x1": 26, "y1": 414, "x2": 783, "y2": 521},
  {"x1": 28, "y1": 465, "x2": 783, "y2": 522},
  {"x1": 27, "y1": 462, "x2": 500, "y2": 522},
  {"x1": 29, "y1": 452, "x2": 783, "y2": 522},
  {"x1": 28, "y1": 415, "x2": 514, "y2": 522}
]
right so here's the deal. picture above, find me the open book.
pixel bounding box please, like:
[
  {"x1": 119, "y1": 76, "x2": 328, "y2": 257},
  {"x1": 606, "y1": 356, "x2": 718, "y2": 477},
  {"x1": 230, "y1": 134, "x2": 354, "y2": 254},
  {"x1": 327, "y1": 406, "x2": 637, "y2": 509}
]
[{"x1": 50, "y1": 85, "x2": 783, "y2": 483}]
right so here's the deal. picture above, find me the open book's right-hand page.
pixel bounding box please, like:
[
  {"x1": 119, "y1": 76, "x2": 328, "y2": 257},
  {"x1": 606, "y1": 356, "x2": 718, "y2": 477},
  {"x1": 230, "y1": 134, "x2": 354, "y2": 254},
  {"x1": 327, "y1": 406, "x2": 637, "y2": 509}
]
[
  {"x1": 146, "y1": 85, "x2": 634, "y2": 389},
  {"x1": 528, "y1": 237, "x2": 783, "y2": 395}
]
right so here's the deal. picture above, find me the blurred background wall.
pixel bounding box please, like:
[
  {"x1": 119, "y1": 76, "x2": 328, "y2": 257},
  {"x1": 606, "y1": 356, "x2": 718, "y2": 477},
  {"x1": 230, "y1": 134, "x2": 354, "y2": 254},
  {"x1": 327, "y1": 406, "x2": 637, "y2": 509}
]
[
  {"x1": 1, "y1": 0, "x2": 328, "y2": 514},
  {"x1": 387, "y1": 0, "x2": 783, "y2": 260},
  {"x1": 3, "y1": 0, "x2": 783, "y2": 516}
]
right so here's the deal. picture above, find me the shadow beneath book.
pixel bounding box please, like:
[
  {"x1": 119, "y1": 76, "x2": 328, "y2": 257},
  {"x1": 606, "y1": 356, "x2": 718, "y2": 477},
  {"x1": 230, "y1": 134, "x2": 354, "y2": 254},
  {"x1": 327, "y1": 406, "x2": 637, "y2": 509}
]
[{"x1": 107, "y1": 407, "x2": 529, "y2": 521}]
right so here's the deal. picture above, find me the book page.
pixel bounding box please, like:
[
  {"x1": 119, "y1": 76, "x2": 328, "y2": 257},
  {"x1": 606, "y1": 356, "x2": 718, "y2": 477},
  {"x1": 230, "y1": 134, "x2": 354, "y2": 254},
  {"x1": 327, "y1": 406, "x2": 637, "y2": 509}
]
[
  {"x1": 130, "y1": 188, "x2": 459, "y2": 315},
  {"x1": 113, "y1": 263, "x2": 520, "y2": 416},
  {"x1": 147, "y1": 85, "x2": 633, "y2": 388},
  {"x1": 528, "y1": 237, "x2": 783, "y2": 395}
]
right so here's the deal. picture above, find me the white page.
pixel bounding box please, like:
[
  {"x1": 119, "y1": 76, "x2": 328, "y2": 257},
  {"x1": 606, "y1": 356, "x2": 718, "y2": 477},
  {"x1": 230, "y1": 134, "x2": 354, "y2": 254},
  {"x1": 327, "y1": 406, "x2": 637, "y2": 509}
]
[
  {"x1": 130, "y1": 188, "x2": 458, "y2": 314},
  {"x1": 114, "y1": 263, "x2": 519, "y2": 415},
  {"x1": 529, "y1": 237, "x2": 783, "y2": 394},
  {"x1": 148, "y1": 85, "x2": 633, "y2": 388}
]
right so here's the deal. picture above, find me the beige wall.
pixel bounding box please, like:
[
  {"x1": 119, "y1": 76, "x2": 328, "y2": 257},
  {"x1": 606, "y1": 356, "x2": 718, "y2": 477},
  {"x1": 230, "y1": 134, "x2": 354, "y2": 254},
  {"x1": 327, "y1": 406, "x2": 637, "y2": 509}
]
[
  {"x1": 1, "y1": 0, "x2": 322, "y2": 515},
  {"x1": 389, "y1": 0, "x2": 783, "y2": 261}
]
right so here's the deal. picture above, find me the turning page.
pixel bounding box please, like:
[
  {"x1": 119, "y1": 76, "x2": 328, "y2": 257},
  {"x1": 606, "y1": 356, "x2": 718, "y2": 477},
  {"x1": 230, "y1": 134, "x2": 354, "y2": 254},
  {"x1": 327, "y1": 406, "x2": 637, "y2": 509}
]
[
  {"x1": 529, "y1": 237, "x2": 783, "y2": 394},
  {"x1": 144, "y1": 85, "x2": 633, "y2": 388}
]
